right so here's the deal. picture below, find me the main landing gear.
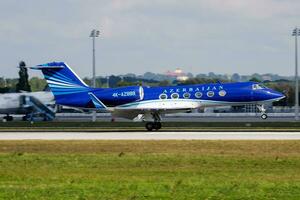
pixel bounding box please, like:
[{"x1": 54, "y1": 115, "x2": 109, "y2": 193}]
[
  {"x1": 144, "y1": 112, "x2": 162, "y2": 131},
  {"x1": 257, "y1": 105, "x2": 268, "y2": 120},
  {"x1": 3, "y1": 114, "x2": 13, "y2": 122},
  {"x1": 145, "y1": 122, "x2": 162, "y2": 131}
]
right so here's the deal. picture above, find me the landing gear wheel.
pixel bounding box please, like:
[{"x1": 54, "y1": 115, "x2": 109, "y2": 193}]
[
  {"x1": 261, "y1": 113, "x2": 268, "y2": 120},
  {"x1": 145, "y1": 122, "x2": 154, "y2": 131},
  {"x1": 4, "y1": 116, "x2": 13, "y2": 121},
  {"x1": 153, "y1": 122, "x2": 162, "y2": 130}
]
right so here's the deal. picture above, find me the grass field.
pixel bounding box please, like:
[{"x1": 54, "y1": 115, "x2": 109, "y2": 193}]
[
  {"x1": 0, "y1": 140, "x2": 300, "y2": 199},
  {"x1": 2, "y1": 121, "x2": 300, "y2": 131}
]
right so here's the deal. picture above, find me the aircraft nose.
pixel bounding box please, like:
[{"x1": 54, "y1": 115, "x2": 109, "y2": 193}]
[{"x1": 267, "y1": 90, "x2": 285, "y2": 100}]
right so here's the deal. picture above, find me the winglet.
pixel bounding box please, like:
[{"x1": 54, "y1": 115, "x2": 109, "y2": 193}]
[{"x1": 88, "y1": 92, "x2": 107, "y2": 109}]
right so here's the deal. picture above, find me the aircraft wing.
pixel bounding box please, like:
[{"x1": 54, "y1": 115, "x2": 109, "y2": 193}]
[
  {"x1": 111, "y1": 99, "x2": 197, "y2": 120},
  {"x1": 112, "y1": 108, "x2": 192, "y2": 120},
  {"x1": 111, "y1": 109, "x2": 142, "y2": 120}
]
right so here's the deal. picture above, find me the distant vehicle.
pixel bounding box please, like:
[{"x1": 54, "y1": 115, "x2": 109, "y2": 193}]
[
  {"x1": 32, "y1": 62, "x2": 285, "y2": 131},
  {"x1": 0, "y1": 91, "x2": 55, "y2": 121}
]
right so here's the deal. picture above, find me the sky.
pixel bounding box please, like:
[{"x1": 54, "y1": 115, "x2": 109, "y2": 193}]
[{"x1": 0, "y1": 0, "x2": 300, "y2": 78}]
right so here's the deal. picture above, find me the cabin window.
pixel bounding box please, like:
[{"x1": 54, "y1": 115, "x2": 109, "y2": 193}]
[
  {"x1": 259, "y1": 84, "x2": 267, "y2": 89},
  {"x1": 207, "y1": 91, "x2": 214, "y2": 97},
  {"x1": 159, "y1": 93, "x2": 168, "y2": 100},
  {"x1": 195, "y1": 92, "x2": 202, "y2": 98},
  {"x1": 218, "y1": 90, "x2": 227, "y2": 97},
  {"x1": 171, "y1": 93, "x2": 179, "y2": 99},
  {"x1": 183, "y1": 92, "x2": 191, "y2": 99}
]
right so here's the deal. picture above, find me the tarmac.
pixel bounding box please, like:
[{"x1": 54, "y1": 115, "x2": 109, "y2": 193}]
[
  {"x1": 0, "y1": 131, "x2": 300, "y2": 140},
  {"x1": 2, "y1": 113, "x2": 298, "y2": 123}
]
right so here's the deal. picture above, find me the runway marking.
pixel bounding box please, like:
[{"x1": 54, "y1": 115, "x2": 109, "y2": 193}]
[
  {"x1": 1, "y1": 132, "x2": 300, "y2": 140},
  {"x1": 146, "y1": 132, "x2": 300, "y2": 135}
]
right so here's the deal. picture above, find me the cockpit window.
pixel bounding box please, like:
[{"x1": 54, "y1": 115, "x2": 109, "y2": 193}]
[{"x1": 252, "y1": 84, "x2": 267, "y2": 90}]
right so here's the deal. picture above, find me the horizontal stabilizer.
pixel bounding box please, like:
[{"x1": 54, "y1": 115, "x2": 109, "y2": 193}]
[
  {"x1": 88, "y1": 92, "x2": 107, "y2": 109},
  {"x1": 30, "y1": 62, "x2": 65, "y2": 70}
]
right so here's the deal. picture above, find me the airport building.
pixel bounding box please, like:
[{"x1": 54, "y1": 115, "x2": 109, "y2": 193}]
[{"x1": 165, "y1": 68, "x2": 189, "y2": 81}]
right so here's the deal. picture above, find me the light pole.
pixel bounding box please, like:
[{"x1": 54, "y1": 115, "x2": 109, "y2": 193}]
[
  {"x1": 90, "y1": 29, "x2": 100, "y2": 122},
  {"x1": 293, "y1": 28, "x2": 300, "y2": 120},
  {"x1": 106, "y1": 76, "x2": 109, "y2": 88}
]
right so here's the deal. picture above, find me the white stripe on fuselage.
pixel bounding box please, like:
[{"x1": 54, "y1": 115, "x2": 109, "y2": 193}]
[
  {"x1": 116, "y1": 98, "x2": 282, "y2": 110},
  {"x1": 117, "y1": 99, "x2": 201, "y2": 110}
]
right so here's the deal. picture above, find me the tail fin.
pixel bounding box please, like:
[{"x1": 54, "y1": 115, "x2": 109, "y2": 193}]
[
  {"x1": 31, "y1": 62, "x2": 92, "y2": 107},
  {"x1": 31, "y1": 62, "x2": 90, "y2": 96}
]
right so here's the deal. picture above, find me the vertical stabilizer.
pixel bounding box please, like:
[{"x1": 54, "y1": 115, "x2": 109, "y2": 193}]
[{"x1": 31, "y1": 62, "x2": 92, "y2": 107}]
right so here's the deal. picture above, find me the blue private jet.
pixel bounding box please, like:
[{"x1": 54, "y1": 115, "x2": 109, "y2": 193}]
[{"x1": 31, "y1": 62, "x2": 285, "y2": 131}]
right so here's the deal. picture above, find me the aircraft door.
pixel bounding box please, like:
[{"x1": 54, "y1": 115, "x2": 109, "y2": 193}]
[
  {"x1": 139, "y1": 86, "x2": 144, "y2": 100},
  {"x1": 19, "y1": 95, "x2": 26, "y2": 107}
]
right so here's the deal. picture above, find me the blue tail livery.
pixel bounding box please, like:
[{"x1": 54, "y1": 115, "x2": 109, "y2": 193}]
[
  {"x1": 32, "y1": 62, "x2": 102, "y2": 109},
  {"x1": 32, "y1": 62, "x2": 285, "y2": 131}
]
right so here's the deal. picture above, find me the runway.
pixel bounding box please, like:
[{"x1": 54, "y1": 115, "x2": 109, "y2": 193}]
[
  {"x1": 0, "y1": 132, "x2": 300, "y2": 140},
  {"x1": 4, "y1": 113, "x2": 298, "y2": 123}
]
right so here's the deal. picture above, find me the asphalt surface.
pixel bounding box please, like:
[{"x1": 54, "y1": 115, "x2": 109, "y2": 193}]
[
  {"x1": 2, "y1": 113, "x2": 298, "y2": 122},
  {"x1": 0, "y1": 132, "x2": 300, "y2": 140},
  {"x1": 54, "y1": 115, "x2": 298, "y2": 122}
]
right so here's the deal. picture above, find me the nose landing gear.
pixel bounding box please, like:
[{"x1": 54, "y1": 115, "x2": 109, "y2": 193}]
[
  {"x1": 257, "y1": 105, "x2": 268, "y2": 120},
  {"x1": 260, "y1": 113, "x2": 268, "y2": 120}
]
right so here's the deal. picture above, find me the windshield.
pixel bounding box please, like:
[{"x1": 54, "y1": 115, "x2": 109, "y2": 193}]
[{"x1": 252, "y1": 83, "x2": 267, "y2": 90}]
